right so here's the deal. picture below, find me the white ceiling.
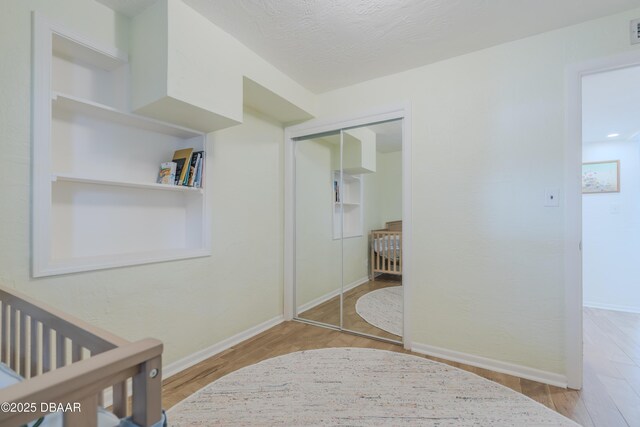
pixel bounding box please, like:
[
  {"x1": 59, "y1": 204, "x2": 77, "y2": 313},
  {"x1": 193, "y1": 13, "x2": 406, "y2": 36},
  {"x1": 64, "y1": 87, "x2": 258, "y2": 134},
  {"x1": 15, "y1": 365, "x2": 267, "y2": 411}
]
[
  {"x1": 582, "y1": 65, "x2": 640, "y2": 144},
  {"x1": 98, "y1": 0, "x2": 640, "y2": 93}
]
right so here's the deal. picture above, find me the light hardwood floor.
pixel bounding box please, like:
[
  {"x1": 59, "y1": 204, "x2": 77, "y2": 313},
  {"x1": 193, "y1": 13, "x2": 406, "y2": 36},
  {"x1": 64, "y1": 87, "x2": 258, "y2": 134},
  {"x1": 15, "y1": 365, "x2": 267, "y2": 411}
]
[
  {"x1": 163, "y1": 307, "x2": 640, "y2": 426},
  {"x1": 298, "y1": 274, "x2": 402, "y2": 341}
]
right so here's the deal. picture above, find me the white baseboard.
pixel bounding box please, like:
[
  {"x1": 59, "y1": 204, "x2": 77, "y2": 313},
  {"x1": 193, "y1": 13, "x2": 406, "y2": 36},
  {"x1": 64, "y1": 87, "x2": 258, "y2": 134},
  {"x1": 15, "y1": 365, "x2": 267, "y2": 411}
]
[
  {"x1": 163, "y1": 314, "x2": 285, "y2": 378},
  {"x1": 411, "y1": 342, "x2": 568, "y2": 388},
  {"x1": 103, "y1": 314, "x2": 284, "y2": 407},
  {"x1": 584, "y1": 301, "x2": 640, "y2": 314},
  {"x1": 296, "y1": 276, "x2": 369, "y2": 314}
]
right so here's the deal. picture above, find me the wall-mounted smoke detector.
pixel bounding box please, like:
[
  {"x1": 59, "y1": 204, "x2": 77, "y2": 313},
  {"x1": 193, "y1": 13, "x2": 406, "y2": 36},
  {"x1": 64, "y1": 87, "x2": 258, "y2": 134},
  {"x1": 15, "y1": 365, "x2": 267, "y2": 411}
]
[{"x1": 631, "y1": 19, "x2": 640, "y2": 44}]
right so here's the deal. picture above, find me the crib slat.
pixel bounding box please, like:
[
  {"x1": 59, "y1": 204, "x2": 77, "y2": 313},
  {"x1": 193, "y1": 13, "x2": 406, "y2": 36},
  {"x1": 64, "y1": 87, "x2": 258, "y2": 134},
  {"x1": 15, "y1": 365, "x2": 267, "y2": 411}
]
[
  {"x1": 71, "y1": 342, "x2": 82, "y2": 363},
  {"x1": 382, "y1": 234, "x2": 387, "y2": 272},
  {"x1": 390, "y1": 234, "x2": 394, "y2": 272},
  {"x1": 56, "y1": 332, "x2": 66, "y2": 368},
  {"x1": 399, "y1": 232, "x2": 403, "y2": 274},
  {"x1": 370, "y1": 234, "x2": 375, "y2": 280},
  {"x1": 64, "y1": 394, "x2": 97, "y2": 427},
  {"x1": 19, "y1": 311, "x2": 27, "y2": 377},
  {"x1": 97, "y1": 390, "x2": 104, "y2": 406},
  {"x1": 375, "y1": 232, "x2": 380, "y2": 272},
  {"x1": 379, "y1": 233, "x2": 383, "y2": 272},
  {"x1": 385, "y1": 234, "x2": 390, "y2": 272},
  {"x1": 30, "y1": 317, "x2": 38, "y2": 378},
  {"x1": 9, "y1": 307, "x2": 16, "y2": 370},
  {"x1": 113, "y1": 381, "x2": 127, "y2": 418},
  {"x1": 393, "y1": 232, "x2": 397, "y2": 272},
  {"x1": 384, "y1": 234, "x2": 387, "y2": 271},
  {"x1": 42, "y1": 325, "x2": 51, "y2": 373},
  {"x1": 391, "y1": 233, "x2": 395, "y2": 272},
  {"x1": 392, "y1": 232, "x2": 397, "y2": 272}
]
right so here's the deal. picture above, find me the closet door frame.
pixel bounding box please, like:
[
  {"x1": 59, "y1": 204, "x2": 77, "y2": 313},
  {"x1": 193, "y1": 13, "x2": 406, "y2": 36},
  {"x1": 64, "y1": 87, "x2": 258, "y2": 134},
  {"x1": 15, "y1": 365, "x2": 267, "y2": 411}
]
[{"x1": 284, "y1": 103, "x2": 412, "y2": 349}]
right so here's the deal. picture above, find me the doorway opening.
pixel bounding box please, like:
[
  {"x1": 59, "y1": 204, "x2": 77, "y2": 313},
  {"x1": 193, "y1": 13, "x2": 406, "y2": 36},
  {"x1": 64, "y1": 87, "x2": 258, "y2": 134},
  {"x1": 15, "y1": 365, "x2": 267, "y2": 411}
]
[
  {"x1": 579, "y1": 65, "x2": 640, "y2": 412},
  {"x1": 566, "y1": 51, "x2": 640, "y2": 390}
]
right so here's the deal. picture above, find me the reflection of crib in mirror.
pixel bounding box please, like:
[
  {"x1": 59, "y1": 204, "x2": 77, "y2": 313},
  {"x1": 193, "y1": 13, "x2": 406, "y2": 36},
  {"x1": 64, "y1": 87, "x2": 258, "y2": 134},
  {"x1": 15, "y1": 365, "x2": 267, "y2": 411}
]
[{"x1": 370, "y1": 220, "x2": 402, "y2": 279}]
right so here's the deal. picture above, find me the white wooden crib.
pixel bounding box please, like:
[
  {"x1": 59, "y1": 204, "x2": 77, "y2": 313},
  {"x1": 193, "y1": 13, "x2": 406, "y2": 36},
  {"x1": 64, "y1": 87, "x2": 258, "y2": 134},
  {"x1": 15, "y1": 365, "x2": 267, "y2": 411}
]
[
  {"x1": 0, "y1": 286, "x2": 163, "y2": 427},
  {"x1": 370, "y1": 220, "x2": 402, "y2": 279}
]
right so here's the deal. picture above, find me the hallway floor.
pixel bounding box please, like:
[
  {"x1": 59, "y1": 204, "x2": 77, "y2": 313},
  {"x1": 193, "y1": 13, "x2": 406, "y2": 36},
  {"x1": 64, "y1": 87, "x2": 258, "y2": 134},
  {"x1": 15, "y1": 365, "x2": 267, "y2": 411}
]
[{"x1": 580, "y1": 307, "x2": 640, "y2": 426}]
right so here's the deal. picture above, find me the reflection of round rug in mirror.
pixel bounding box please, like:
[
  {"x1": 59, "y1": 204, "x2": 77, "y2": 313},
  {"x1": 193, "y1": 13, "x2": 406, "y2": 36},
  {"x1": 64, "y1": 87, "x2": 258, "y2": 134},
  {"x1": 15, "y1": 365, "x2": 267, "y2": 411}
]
[
  {"x1": 167, "y1": 348, "x2": 578, "y2": 426},
  {"x1": 355, "y1": 286, "x2": 402, "y2": 336}
]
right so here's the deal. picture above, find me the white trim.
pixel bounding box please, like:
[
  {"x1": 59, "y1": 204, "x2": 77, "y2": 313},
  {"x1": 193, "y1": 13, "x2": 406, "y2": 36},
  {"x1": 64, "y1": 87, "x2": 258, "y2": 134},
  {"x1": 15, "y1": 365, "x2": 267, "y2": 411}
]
[
  {"x1": 32, "y1": 13, "x2": 132, "y2": 278},
  {"x1": 564, "y1": 61, "x2": 584, "y2": 391},
  {"x1": 411, "y1": 342, "x2": 568, "y2": 388},
  {"x1": 284, "y1": 130, "x2": 295, "y2": 321},
  {"x1": 286, "y1": 104, "x2": 410, "y2": 139},
  {"x1": 564, "y1": 50, "x2": 640, "y2": 390},
  {"x1": 584, "y1": 302, "x2": 640, "y2": 314},
  {"x1": 284, "y1": 103, "x2": 412, "y2": 348},
  {"x1": 163, "y1": 314, "x2": 285, "y2": 379},
  {"x1": 401, "y1": 105, "x2": 412, "y2": 349},
  {"x1": 297, "y1": 276, "x2": 369, "y2": 314},
  {"x1": 32, "y1": 12, "x2": 53, "y2": 279}
]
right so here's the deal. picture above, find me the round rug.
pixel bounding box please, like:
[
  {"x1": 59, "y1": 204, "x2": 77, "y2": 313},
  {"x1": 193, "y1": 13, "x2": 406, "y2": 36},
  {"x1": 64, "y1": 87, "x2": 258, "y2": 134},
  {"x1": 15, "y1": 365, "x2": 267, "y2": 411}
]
[
  {"x1": 167, "y1": 348, "x2": 577, "y2": 426},
  {"x1": 355, "y1": 286, "x2": 402, "y2": 336}
]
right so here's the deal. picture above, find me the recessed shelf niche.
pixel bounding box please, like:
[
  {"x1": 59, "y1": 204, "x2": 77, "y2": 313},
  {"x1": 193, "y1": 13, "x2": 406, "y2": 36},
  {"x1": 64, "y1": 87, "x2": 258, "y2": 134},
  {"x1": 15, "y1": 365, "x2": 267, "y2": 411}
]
[
  {"x1": 332, "y1": 171, "x2": 363, "y2": 239},
  {"x1": 32, "y1": 15, "x2": 211, "y2": 277}
]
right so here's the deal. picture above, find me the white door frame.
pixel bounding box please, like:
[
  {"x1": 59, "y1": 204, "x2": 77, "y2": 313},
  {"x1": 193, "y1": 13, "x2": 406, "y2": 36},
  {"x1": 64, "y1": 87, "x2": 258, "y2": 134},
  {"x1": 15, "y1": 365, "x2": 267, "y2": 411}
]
[
  {"x1": 565, "y1": 50, "x2": 640, "y2": 389},
  {"x1": 284, "y1": 103, "x2": 413, "y2": 349}
]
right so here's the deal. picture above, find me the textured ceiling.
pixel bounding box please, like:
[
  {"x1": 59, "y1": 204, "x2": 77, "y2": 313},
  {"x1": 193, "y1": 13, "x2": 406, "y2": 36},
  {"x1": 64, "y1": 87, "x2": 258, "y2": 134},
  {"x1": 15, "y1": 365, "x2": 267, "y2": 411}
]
[
  {"x1": 583, "y1": 65, "x2": 640, "y2": 144},
  {"x1": 98, "y1": 0, "x2": 640, "y2": 93}
]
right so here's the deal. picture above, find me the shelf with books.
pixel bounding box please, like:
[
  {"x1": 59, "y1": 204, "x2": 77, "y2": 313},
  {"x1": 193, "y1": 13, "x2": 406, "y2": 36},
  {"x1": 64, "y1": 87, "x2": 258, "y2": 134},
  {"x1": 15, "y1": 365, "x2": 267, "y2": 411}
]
[
  {"x1": 332, "y1": 170, "x2": 363, "y2": 239},
  {"x1": 51, "y1": 173, "x2": 204, "y2": 193}
]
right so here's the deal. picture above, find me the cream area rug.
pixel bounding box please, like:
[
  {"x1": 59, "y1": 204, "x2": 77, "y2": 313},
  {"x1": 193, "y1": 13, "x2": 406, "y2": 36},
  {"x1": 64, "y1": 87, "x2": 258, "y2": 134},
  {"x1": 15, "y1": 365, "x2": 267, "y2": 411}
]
[
  {"x1": 167, "y1": 348, "x2": 577, "y2": 426},
  {"x1": 355, "y1": 286, "x2": 403, "y2": 336}
]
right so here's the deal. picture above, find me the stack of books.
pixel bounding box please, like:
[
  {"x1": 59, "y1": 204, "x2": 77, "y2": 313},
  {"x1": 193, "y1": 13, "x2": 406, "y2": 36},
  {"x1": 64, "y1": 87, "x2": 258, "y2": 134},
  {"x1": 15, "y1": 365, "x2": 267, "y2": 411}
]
[{"x1": 157, "y1": 148, "x2": 205, "y2": 188}]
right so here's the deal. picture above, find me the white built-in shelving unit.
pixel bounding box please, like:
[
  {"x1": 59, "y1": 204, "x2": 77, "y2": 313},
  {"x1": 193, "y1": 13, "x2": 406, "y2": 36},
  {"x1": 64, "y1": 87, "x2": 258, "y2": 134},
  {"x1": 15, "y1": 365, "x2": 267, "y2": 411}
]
[
  {"x1": 32, "y1": 14, "x2": 211, "y2": 276},
  {"x1": 332, "y1": 171, "x2": 363, "y2": 239}
]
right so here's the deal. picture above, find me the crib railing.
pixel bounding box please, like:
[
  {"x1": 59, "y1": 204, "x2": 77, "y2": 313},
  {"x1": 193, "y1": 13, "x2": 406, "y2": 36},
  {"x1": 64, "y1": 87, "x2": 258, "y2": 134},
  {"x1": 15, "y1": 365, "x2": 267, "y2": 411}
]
[
  {"x1": 370, "y1": 229, "x2": 403, "y2": 278},
  {"x1": 0, "y1": 286, "x2": 163, "y2": 427}
]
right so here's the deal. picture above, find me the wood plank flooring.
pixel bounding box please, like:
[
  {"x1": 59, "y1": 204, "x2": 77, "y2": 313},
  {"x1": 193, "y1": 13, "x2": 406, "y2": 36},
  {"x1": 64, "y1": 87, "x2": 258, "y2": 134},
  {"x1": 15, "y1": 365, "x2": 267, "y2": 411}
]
[
  {"x1": 298, "y1": 274, "x2": 402, "y2": 341},
  {"x1": 163, "y1": 307, "x2": 640, "y2": 426}
]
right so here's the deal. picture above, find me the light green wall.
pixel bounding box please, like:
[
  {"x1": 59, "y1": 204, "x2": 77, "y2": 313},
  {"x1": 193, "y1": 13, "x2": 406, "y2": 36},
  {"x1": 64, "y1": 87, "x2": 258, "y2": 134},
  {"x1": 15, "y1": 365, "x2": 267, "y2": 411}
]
[
  {"x1": 315, "y1": 7, "x2": 640, "y2": 374},
  {"x1": 295, "y1": 138, "x2": 342, "y2": 309},
  {"x1": 375, "y1": 151, "x2": 402, "y2": 225},
  {"x1": 0, "y1": 0, "x2": 284, "y2": 366}
]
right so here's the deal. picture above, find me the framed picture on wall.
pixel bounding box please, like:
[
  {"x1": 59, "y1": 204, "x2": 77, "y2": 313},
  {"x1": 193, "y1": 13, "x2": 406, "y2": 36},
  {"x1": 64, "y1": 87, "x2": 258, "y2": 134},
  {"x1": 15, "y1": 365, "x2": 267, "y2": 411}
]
[{"x1": 582, "y1": 160, "x2": 620, "y2": 193}]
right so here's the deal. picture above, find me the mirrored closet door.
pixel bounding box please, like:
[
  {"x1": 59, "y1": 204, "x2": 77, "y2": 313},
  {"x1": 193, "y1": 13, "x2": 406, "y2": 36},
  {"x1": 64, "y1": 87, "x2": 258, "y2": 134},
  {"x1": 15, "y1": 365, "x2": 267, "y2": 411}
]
[
  {"x1": 293, "y1": 119, "x2": 404, "y2": 343},
  {"x1": 295, "y1": 130, "x2": 343, "y2": 328}
]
